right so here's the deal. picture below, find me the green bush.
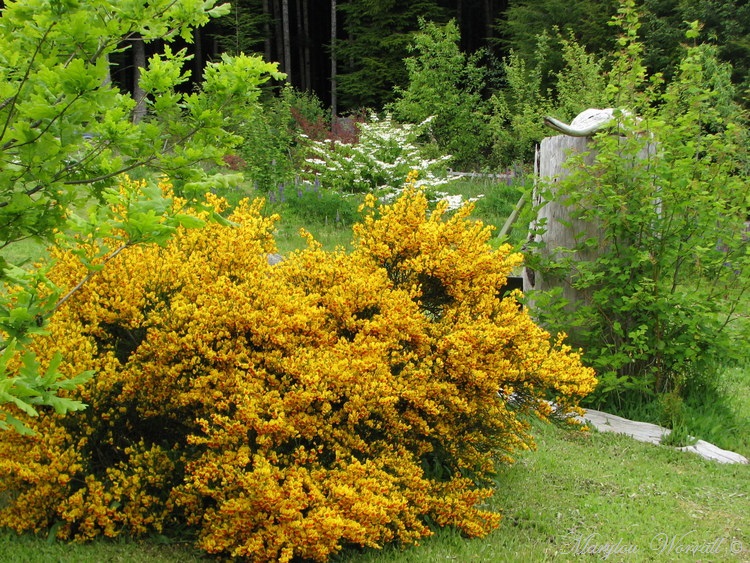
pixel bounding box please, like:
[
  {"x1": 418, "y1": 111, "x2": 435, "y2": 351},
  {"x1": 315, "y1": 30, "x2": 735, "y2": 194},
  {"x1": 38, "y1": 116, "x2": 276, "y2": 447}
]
[
  {"x1": 490, "y1": 31, "x2": 607, "y2": 167},
  {"x1": 233, "y1": 85, "x2": 329, "y2": 192},
  {"x1": 526, "y1": 19, "x2": 750, "y2": 409},
  {"x1": 234, "y1": 89, "x2": 296, "y2": 192},
  {"x1": 390, "y1": 19, "x2": 492, "y2": 170}
]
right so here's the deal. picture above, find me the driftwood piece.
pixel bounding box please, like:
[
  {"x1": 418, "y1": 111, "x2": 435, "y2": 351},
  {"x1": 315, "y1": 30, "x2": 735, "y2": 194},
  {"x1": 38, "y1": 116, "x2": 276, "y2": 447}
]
[
  {"x1": 583, "y1": 409, "x2": 749, "y2": 465},
  {"x1": 543, "y1": 108, "x2": 623, "y2": 137}
]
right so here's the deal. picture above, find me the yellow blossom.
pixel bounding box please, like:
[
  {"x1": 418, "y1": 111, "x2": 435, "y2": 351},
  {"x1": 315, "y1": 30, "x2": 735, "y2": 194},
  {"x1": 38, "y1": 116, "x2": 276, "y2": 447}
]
[{"x1": 0, "y1": 176, "x2": 595, "y2": 561}]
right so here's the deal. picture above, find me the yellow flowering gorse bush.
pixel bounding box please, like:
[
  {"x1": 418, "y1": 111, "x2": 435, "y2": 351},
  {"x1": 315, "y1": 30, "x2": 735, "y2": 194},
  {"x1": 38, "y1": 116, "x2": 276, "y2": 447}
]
[{"x1": 0, "y1": 177, "x2": 596, "y2": 561}]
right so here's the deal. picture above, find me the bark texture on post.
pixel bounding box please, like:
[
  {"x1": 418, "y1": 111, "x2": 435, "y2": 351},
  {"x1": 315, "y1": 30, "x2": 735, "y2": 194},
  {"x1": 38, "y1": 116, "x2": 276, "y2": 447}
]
[
  {"x1": 523, "y1": 134, "x2": 600, "y2": 309},
  {"x1": 523, "y1": 118, "x2": 654, "y2": 316}
]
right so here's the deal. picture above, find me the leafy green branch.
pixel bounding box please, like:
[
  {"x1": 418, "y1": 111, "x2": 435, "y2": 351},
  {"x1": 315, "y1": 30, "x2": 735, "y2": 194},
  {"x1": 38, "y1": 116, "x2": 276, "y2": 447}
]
[{"x1": 0, "y1": 0, "x2": 283, "y2": 432}]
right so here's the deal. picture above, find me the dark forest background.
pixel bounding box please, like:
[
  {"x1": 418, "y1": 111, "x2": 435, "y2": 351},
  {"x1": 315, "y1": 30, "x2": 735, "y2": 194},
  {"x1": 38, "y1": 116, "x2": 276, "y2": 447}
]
[{"x1": 95, "y1": 0, "x2": 750, "y2": 114}]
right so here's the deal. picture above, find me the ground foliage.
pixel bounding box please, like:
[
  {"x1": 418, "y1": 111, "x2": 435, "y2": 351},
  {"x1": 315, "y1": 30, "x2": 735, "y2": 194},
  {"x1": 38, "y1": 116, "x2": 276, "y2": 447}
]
[{"x1": 0, "y1": 177, "x2": 595, "y2": 561}]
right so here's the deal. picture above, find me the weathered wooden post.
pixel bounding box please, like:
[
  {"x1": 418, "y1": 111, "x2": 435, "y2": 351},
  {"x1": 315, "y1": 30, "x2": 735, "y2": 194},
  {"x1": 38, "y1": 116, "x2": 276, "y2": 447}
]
[
  {"x1": 521, "y1": 110, "x2": 613, "y2": 309},
  {"x1": 522, "y1": 135, "x2": 599, "y2": 307},
  {"x1": 522, "y1": 109, "x2": 651, "y2": 313}
]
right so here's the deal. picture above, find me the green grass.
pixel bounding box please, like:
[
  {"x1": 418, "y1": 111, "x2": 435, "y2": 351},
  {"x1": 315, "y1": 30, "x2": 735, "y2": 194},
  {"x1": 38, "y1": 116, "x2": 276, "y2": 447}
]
[
  {"x1": 0, "y1": 237, "x2": 49, "y2": 269},
  {"x1": 334, "y1": 420, "x2": 750, "y2": 562},
  {"x1": 597, "y1": 362, "x2": 750, "y2": 459},
  {"x1": 0, "y1": 531, "x2": 206, "y2": 562},
  {"x1": 681, "y1": 363, "x2": 750, "y2": 457},
  {"x1": 265, "y1": 184, "x2": 364, "y2": 254},
  {"x1": 248, "y1": 175, "x2": 530, "y2": 254},
  {"x1": 433, "y1": 175, "x2": 529, "y2": 243}
]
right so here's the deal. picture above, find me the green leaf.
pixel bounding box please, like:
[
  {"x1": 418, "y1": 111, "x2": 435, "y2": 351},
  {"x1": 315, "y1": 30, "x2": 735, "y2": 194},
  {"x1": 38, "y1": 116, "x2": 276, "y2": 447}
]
[
  {"x1": 53, "y1": 369, "x2": 95, "y2": 392},
  {"x1": 685, "y1": 21, "x2": 701, "y2": 40},
  {"x1": 45, "y1": 395, "x2": 87, "y2": 415},
  {"x1": 0, "y1": 409, "x2": 36, "y2": 435},
  {"x1": 174, "y1": 214, "x2": 206, "y2": 229},
  {"x1": 206, "y1": 2, "x2": 231, "y2": 18},
  {"x1": 0, "y1": 389, "x2": 39, "y2": 417}
]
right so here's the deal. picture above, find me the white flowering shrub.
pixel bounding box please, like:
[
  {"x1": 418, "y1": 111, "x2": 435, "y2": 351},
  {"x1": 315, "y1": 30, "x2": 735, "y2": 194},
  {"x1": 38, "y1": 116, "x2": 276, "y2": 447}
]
[{"x1": 304, "y1": 114, "x2": 451, "y2": 193}]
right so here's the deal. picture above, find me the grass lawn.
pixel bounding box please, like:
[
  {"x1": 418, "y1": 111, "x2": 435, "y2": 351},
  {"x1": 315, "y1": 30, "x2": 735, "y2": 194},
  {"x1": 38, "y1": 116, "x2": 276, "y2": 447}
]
[
  {"x1": 248, "y1": 175, "x2": 529, "y2": 255},
  {"x1": 335, "y1": 418, "x2": 750, "y2": 562}
]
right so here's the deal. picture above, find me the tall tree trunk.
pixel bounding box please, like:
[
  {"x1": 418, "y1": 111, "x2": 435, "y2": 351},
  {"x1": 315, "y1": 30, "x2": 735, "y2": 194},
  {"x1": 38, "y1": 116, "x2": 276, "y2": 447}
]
[
  {"x1": 193, "y1": 27, "x2": 204, "y2": 81},
  {"x1": 330, "y1": 0, "x2": 337, "y2": 122},
  {"x1": 303, "y1": 0, "x2": 311, "y2": 90},
  {"x1": 484, "y1": 0, "x2": 493, "y2": 40},
  {"x1": 282, "y1": 0, "x2": 292, "y2": 80},
  {"x1": 233, "y1": 0, "x2": 241, "y2": 54},
  {"x1": 132, "y1": 36, "x2": 147, "y2": 124},
  {"x1": 263, "y1": 0, "x2": 272, "y2": 61},
  {"x1": 273, "y1": 0, "x2": 283, "y2": 68},
  {"x1": 296, "y1": 0, "x2": 305, "y2": 89}
]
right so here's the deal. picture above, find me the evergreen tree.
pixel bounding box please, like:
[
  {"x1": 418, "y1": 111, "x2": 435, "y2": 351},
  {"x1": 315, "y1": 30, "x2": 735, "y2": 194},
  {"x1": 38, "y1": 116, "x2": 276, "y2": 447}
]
[
  {"x1": 640, "y1": 0, "x2": 750, "y2": 93},
  {"x1": 212, "y1": 0, "x2": 269, "y2": 56},
  {"x1": 496, "y1": 0, "x2": 619, "y2": 77},
  {"x1": 336, "y1": 0, "x2": 448, "y2": 109},
  {"x1": 497, "y1": 0, "x2": 750, "y2": 104}
]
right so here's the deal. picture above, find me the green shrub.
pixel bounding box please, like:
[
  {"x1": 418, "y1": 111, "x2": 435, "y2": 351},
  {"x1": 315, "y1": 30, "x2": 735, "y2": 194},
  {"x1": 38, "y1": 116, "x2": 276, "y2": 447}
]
[
  {"x1": 234, "y1": 88, "x2": 296, "y2": 192},
  {"x1": 232, "y1": 86, "x2": 329, "y2": 193},
  {"x1": 390, "y1": 19, "x2": 492, "y2": 170},
  {"x1": 490, "y1": 30, "x2": 608, "y2": 167},
  {"x1": 525, "y1": 18, "x2": 750, "y2": 409}
]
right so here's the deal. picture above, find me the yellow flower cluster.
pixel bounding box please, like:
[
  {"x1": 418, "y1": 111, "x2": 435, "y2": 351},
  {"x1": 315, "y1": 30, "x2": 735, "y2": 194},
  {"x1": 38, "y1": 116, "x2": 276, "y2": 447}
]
[{"x1": 0, "y1": 178, "x2": 596, "y2": 561}]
